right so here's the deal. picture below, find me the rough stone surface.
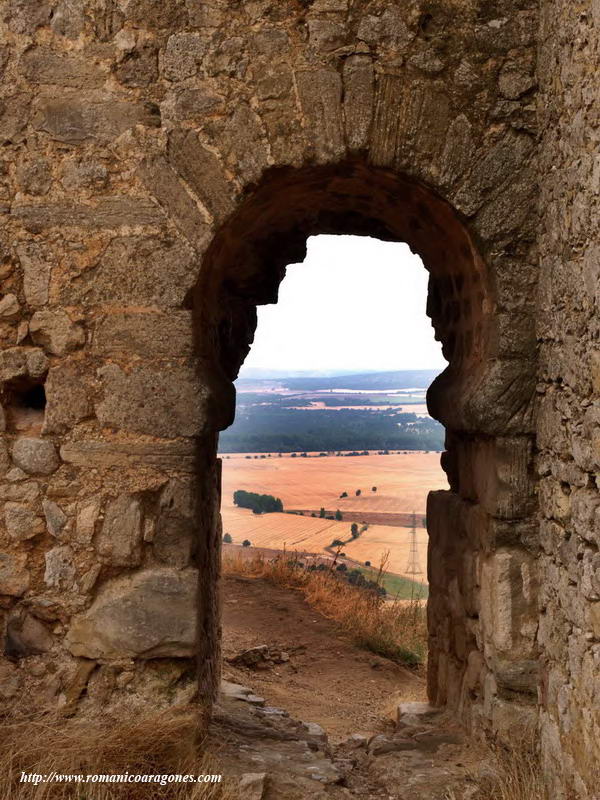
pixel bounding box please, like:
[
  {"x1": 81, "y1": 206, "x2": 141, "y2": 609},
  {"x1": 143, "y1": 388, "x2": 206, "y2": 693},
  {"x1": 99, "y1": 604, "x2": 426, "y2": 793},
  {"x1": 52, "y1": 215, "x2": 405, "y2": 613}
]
[
  {"x1": 12, "y1": 438, "x2": 59, "y2": 476},
  {"x1": 0, "y1": 4, "x2": 597, "y2": 796},
  {"x1": 96, "y1": 494, "x2": 143, "y2": 567},
  {"x1": 29, "y1": 310, "x2": 86, "y2": 356},
  {"x1": 0, "y1": 551, "x2": 30, "y2": 596},
  {"x1": 66, "y1": 568, "x2": 197, "y2": 659}
]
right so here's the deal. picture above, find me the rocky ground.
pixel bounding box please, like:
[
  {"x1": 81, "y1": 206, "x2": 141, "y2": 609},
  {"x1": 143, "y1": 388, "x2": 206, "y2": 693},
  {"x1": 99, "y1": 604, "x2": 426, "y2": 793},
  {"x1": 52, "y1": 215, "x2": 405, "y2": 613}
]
[{"x1": 212, "y1": 576, "x2": 490, "y2": 799}]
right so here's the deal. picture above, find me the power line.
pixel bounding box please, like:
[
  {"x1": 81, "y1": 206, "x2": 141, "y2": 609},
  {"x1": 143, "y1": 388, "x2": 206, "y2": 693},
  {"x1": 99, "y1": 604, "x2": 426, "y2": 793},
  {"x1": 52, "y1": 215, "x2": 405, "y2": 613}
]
[{"x1": 404, "y1": 511, "x2": 423, "y2": 576}]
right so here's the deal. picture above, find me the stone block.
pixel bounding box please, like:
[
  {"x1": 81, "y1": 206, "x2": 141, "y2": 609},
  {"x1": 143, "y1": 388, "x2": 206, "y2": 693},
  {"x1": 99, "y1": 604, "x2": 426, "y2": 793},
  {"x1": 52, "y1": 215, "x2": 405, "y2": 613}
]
[
  {"x1": 96, "y1": 494, "x2": 143, "y2": 567},
  {"x1": 205, "y1": 104, "x2": 269, "y2": 185},
  {"x1": 114, "y1": 42, "x2": 158, "y2": 87},
  {"x1": 33, "y1": 93, "x2": 161, "y2": 144},
  {"x1": 238, "y1": 773, "x2": 267, "y2": 800},
  {"x1": 0, "y1": 293, "x2": 19, "y2": 317},
  {"x1": 61, "y1": 441, "x2": 197, "y2": 472},
  {"x1": 70, "y1": 235, "x2": 196, "y2": 308},
  {"x1": 296, "y1": 69, "x2": 345, "y2": 163},
  {"x1": 12, "y1": 198, "x2": 164, "y2": 234},
  {"x1": 343, "y1": 55, "x2": 374, "y2": 152},
  {"x1": 15, "y1": 243, "x2": 51, "y2": 307},
  {"x1": 153, "y1": 515, "x2": 194, "y2": 568},
  {"x1": 4, "y1": 502, "x2": 45, "y2": 540},
  {"x1": 5, "y1": 610, "x2": 53, "y2": 658},
  {"x1": 65, "y1": 568, "x2": 198, "y2": 659},
  {"x1": 12, "y1": 438, "x2": 59, "y2": 475},
  {"x1": 168, "y1": 130, "x2": 235, "y2": 222},
  {"x1": 44, "y1": 545, "x2": 76, "y2": 589},
  {"x1": 17, "y1": 158, "x2": 52, "y2": 196},
  {"x1": 30, "y1": 310, "x2": 86, "y2": 356},
  {"x1": 162, "y1": 87, "x2": 223, "y2": 122},
  {"x1": 42, "y1": 499, "x2": 67, "y2": 538},
  {"x1": 0, "y1": 551, "x2": 30, "y2": 596},
  {"x1": 162, "y1": 33, "x2": 209, "y2": 81},
  {"x1": 20, "y1": 46, "x2": 105, "y2": 89},
  {"x1": 4, "y1": 0, "x2": 50, "y2": 34},
  {"x1": 76, "y1": 498, "x2": 101, "y2": 545},
  {"x1": 137, "y1": 156, "x2": 210, "y2": 252},
  {"x1": 43, "y1": 362, "x2": 93, "y2": 434},
  {"x1": 93, "y1": 311, "x2": 193, "y2": 359},
  {"x1": 95, "y1": 363, "x2": 208, "y2": 438},
  {"x1": 0, "y1": 347, "x2": 49, "y2": 383}
]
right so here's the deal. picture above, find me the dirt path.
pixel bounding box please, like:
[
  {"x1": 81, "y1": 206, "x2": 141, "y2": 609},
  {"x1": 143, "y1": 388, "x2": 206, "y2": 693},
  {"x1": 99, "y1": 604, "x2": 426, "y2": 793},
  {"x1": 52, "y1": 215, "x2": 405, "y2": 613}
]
[{"x1": 221, "y1": 575, "x2": 426, "y2": 742}]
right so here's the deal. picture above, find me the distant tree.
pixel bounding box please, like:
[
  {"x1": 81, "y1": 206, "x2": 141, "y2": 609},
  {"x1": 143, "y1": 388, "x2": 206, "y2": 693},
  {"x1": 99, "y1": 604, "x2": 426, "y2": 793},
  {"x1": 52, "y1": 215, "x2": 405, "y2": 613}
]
[
  {"x1": 372, "y1": 486, "x2": 377, "y2": 492},
  {"x1": 301, "y1": 452, "x2": 307, "y2": 458},
  {"x1": 291, "y1": 453, "x2": 297, "y2": 458},
  {"x1": 330, "y1": 539, "x2": 344, "y2": 548},
  {"x1": 336, "y1": 563, "x2": 348, "y2": 572},
  {"x1": 278, "y1": 452, "x2": 282, "y2": 457},
  {"x1": 340, "y1": 491, "x2": 348, "y2": 498},
  {"x1": 223, "y1": 533, "x2": 232, "y2": 543},
  {"x1": 242, "y1": 539, "x2": 251, "y2": 547},
  {"x1": 335, "y1": 509, "x2": 343, "y2": 521},
  {"x1": 365, "y1": 560, "x2": 371, "y2": 567},
  {"x1": 319, "y1": 507, "x2": 326, "y2": 518},
  {"x1": 350, "y1": 523, "x2": 359, "y2": 539},
  {"x1": 311, "y1": 512, "x2": 316, "y2": 517},
  {"x1": 355, "y1": 489, "x2": 361, "y2": 496},
  {"x1": 234, "y1": 490, "x2": 283, "y2": 514}
]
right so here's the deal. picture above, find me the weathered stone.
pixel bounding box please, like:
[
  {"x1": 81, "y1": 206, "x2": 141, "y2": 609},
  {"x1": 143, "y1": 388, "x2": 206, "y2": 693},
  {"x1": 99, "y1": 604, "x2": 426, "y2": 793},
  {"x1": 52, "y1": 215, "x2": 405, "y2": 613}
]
[
  {"x1": 33, "y1": 94, "x2": 161, "y2": 144},
  {"x1": 60, "y1": 159, "x2": 108, "y2": 191},
  {"x1": 4, "y1": 502, "x2": 45, "y2": 540},
  {"x1": 137, "y1": 156, "x2": 210, "y2": 252},
  {"x1": 66, "y1": 568, "x2": 197, "y2": 659},
  {"x1": 44, "y1": 545, "x2": 76, "y2": 589},
  {"x1": 114, "y1": 43, "x2": 158, "y2": 88},
  {"x1": 42, "y1": 499, "x2": 67, "y2": 538},
  {"x1": 12, "y1": 198, "x2": 164, "y2": 233},
  {"x1": 153, "y1": 515, "x2": 194, "y2": 568},
  {"x1": 71, "y1": 235, "x2": 197, "y2": 308},
  {"x1": 20, "y1": 47, "x2": 105, "y2": 89},
  {"x1": 0, "y1": 347, "x2": 49, "y2": 382},
  {"x1": 296, "y1": 70, "x2": 345, "y2": 163},
  {"x1": 50, "y1": 0, "x2": 86, "y2": 38},
  {"x1": 43, "y1": 362, "x2": 92, "y2": 434},
  {"x1": 15, "y1": 243, "x2": 51, "y2": 307},
  {"x1": 0, "y1": 293, "x2": 20, "y2": 317},
  {"x1": 95, "y1": 364, "x2": 208, "y2": 438},
  {"x1": 93, "y1": 311, "x2": 193, "y2": 358},
  {"x1": 162, "y1": 33, "x2": 208, "y2": 81},
  {"x1": 12, "y1": 438, "x2": 59, "y2": 476},
  {"x1": 343, "y1": 55, "x2": 374, "y2": 152},
  {"x1": 29, "y1": 310, "x2": 86, "y2": 356},
  {"x1": 96, "y1": 494, "x2": 143, "y2": 567},
  {"x1": 168, "y1": 130, "x2": 235, "y2": 221},
  {"x1": 4, "y1": 0, "x2": 50, "y2": 34},
  {"x1": 5, "y1": 610, "x2": 53, "y2": 658},
  {"x1": 0, "y1": 551, "x2": 30, "y2": 596},
  {"x1": 17, "y1": 158, "x2": 52, "y2": 196},
  {"x1": 75, "y1": 498, "x2": 101, "y2": 545},
  {"x1": 238, "y1": 773, "x2": 267, "y2": 800}
]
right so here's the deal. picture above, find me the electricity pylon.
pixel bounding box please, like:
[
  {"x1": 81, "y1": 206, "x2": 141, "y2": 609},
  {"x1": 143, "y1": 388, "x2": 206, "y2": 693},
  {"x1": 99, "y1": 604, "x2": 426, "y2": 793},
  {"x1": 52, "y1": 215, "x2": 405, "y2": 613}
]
[{"x1": 404, "y1": 511, "x2": 423, "y2": 576}]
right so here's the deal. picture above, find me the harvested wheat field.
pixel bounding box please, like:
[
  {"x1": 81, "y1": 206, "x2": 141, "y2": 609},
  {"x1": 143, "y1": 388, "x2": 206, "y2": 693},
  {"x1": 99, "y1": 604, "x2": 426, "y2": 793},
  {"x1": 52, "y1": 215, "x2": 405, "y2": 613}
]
[
  {"x1": 221, "y1": 507, "x2": 429, "y2": 581},
  {"x1": 220, "y1": 451, "x2": 442, "y2": 582},
  {"x1": 220, "y1": 451, "x2": 447, "y2": 515}
]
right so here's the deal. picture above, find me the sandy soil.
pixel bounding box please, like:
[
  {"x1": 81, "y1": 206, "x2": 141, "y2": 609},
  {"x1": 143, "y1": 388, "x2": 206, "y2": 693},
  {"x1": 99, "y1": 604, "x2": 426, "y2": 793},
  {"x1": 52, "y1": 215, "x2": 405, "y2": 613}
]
[{"x1": 221, "y1": 574, "x2": 426, "y2": 742}]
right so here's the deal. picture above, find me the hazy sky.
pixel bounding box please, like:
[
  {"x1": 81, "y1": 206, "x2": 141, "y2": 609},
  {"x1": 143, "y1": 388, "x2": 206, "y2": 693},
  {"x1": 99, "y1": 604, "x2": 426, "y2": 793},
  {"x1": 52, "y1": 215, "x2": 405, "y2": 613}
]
[{"x1": 241, "y1": 235, "x2": 447, "y2": 374}]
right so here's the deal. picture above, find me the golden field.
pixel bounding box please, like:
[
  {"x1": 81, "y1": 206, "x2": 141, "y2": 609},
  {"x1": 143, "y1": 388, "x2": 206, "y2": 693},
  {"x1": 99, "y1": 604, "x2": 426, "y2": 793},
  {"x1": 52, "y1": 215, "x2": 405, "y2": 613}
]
[
  {"x1": 220, "y1": 452, "x2": 446, "y2": 582},
  {"x1": 220, "y1": 451, "x2": 447, "y2": 514}
]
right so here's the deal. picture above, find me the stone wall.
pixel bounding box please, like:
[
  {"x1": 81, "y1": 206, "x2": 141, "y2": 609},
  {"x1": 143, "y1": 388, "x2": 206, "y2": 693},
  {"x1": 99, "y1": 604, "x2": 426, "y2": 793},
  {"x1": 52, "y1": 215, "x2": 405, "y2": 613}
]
[
  {"x1": 0, "y1": 0, "x2": 594, "y2": 795},
  {"x1": 537, "y1": 1, "x2": 600, "y2": 796}
]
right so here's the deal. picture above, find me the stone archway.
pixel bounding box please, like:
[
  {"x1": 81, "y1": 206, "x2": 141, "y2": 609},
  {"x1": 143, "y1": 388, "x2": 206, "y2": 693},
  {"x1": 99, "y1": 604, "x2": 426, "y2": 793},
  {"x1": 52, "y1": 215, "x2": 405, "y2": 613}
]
[{"x1": 194, "y1": 159, "x2": 539, "y2": 737}]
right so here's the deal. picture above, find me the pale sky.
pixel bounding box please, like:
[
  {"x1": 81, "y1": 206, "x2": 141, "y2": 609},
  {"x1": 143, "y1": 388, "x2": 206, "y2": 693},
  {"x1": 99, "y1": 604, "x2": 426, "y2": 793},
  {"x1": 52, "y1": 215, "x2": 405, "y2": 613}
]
[{"x1": 241, "y1": 235, "x2": 447, "y2": 374}]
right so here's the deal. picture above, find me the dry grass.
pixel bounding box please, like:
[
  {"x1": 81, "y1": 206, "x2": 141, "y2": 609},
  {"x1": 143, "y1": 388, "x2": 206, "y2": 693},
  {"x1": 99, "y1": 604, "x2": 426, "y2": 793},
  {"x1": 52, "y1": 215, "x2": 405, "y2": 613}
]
[
  {"x1": 0, "y1": 703, "x2": 237, "y2": 800},
  {"x1": 446, "y1": 738, "x2": 544, "y2": 800},
  {"x1": 222, "y1": 551, "x2": 428, "y2": 666}
]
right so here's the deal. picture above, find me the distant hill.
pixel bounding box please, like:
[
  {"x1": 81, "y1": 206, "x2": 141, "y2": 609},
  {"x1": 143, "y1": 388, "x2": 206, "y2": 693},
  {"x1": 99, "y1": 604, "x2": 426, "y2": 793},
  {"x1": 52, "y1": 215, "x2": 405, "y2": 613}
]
[{"x1": 278, "y1": 369, "x2": 442, "y2": 392}]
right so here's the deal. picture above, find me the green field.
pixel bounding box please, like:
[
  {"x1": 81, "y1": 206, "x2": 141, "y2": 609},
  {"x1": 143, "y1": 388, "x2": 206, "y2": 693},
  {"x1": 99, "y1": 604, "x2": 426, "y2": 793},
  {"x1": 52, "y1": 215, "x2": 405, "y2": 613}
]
[{"x1": 359, "y1": 567, "x2": 429, "y2": 600}]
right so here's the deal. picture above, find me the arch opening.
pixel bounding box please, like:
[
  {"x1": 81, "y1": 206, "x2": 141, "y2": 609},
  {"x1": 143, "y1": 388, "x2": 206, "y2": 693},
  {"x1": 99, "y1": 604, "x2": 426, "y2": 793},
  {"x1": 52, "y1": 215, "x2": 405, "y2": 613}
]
[{"x1": 193, "y1": 160, "x2": 538, "y2": 737}]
